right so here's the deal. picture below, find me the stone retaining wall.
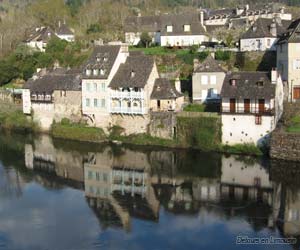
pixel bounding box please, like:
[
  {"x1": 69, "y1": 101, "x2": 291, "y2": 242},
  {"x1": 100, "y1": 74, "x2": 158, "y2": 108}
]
[
  {"x1": 270, "y1": 129, "x2": 300, "y2": 162},
  {"x1": 149, "y1": 112, "x2": 176, "y2": 139}
]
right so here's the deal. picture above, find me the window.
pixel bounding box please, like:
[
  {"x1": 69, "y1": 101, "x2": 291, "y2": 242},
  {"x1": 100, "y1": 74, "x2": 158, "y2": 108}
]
[
  {"x1": 293, "y1": 59, "x2": 300, "y2": 70},
  {"x1": 267, "y1": 39, "x2": 271, "y2": 47},
  {"x1": 101, "y1": 99, "x2": 106, "y2": 108},
  {"x1": 94, "y1": 98, "x2": 98, "y2": 107},
  {"x1": 88, "y1": 171, "x2": 93, "y2": 180},
  {"x1": 256, "y1": 81, "x2": 264, "y2": 87},
  {"x1": 184, "y1": 24, "x2": 191, "y2": 32},
  {"x1": 86, "y1": 98, "x2": 90, "y2": 107},
  {"x1": 60, "y1": 90, "x2": 66, "y2": 97},
  {"x1": 93, "y1": 83, "x2": 97, "y2": 92},
  {"x1": 101, "y1": 82, "x2": 106, "y2": 91},
  {"x1": 201, "y1": 75, "x2": 208, "y2": 85},
  {"x1": 96, "y1": 172, "x2": 100, "y2": 181},
  {"x1": 167, "y1": 25, "x2": 173, "y2": 32},
  {"x1": 230, "y1": 79, "x2": 236, "y2": 86},
  {"x1": 86, "y1": 82, "x2": 91, "y2": 92},
  {"x1": 280, "y1": 44, "x2": 283, "y2": 53},
  {"x1": 255, "y1": 115, "x2": 262, "y2": 125},
  {"x1": 93, "y1": 69, "x2": 99, "y2": 76},
  {"x1": 210, "y1": 75, "x2": 217, "y2": 85}
]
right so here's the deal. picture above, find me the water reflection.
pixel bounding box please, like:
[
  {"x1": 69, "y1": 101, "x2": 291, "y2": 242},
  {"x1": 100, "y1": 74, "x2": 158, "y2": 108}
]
[{"x1": 0, "y1": 133, "x2": 300, "y2": 249}]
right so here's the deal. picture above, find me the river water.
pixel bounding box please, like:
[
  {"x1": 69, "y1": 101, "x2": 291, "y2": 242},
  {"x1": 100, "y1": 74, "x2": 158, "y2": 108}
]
[{"x1": 0, "y1": 132, "x2": 299, "y2": 250}]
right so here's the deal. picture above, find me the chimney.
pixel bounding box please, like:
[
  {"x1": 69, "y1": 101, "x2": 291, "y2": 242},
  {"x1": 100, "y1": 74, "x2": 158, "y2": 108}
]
[
  {"x1": 270, "y1": 20, "x2": 277, "y2": 37},
  {"x1": 199, "y1": 10, "x2": 204, "y2": 26},
  {"x1": 193, "y1": 59, "x2": 200, "y2": 71},
  {"x1": 252, "y1": 25, "x2": 257, "y2": 32},
  {"x1": 175, "y1": 77, "x2": 181, "y2": 93},
  {"x1": 271, "y1": 68, "x2": 278, "y2": 84}
]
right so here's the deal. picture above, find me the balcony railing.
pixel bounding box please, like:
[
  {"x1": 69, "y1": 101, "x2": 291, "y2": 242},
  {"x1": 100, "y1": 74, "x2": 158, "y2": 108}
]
[
  {"x1": 221, "y1": 106, "x2": 275, "y2": 116},
  {"x1": 110, "y1": 107, "x2": 146, "y2": 115},
  {"x1": 110, "y1": 91, "x2": 144, "y2": 99},
  {"x1": 31, "y1": 96, "x2": 53, "y2": 103}
]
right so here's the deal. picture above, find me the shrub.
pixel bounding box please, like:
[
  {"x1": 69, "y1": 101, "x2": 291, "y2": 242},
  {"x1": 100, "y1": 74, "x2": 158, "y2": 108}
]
[{"x1": 183, "y1": 104, "x2": 205, "y2": 112}]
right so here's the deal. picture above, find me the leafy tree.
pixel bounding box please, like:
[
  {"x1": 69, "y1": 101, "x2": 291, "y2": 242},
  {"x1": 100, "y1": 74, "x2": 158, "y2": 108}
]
[
  {"x1": 0, "y1": 61, "x2": 19, "y2": 86},
  {"x1": 86, "y1": 23, "x2": 102, "y2": 34},
  {"x1": 140, "y1": 32, "x2": 152, "y2": 48}
]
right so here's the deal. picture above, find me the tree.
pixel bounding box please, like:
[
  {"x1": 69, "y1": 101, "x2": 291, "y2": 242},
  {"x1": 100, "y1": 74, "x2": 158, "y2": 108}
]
[
  {"x1": 140, "y1": 32, "x2": 152, "y2": 48},
  {"x1": 86, "y1": 23, "x2": 102, "y2": 34},
  {"x1": 0, "y1": 61, "x2": 19, "y2": 86},
  {"x1": 211, "y1": 26, "x2": 245, "y2": 48}
]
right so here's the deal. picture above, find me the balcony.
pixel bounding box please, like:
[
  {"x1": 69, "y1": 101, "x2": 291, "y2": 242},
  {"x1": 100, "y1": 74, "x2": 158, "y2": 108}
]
[
  {"x1": 31, "y1": 94, "x2": 53, "y2": 103},
  {"x1": 110, "y1": 107, "x2": 146, "y2": 115},
  {"x1": 221, "y1": 106, "x2": 275, "y2": 116},
  {"x1": 110, "y1": 90, "x2": 144, "y2": 99}
]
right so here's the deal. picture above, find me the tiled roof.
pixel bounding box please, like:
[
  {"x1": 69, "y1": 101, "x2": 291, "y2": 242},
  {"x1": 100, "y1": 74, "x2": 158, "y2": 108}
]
[
  {"x1": 221, "y1": 71, "x2": 275, "y2": 99},
  {"x1": 151, "y1": 78, "x2": 183, "y2": 100},
  {"x1": 24, "y1": 68, "x2": 82, "y2": 94},
  {"x1": 194, "y1": 55, "x2": 225, "y2": 73},
  {"x1": 109, "y1": 54, "x2": 154, "y2": 88},
  {"x1": 56, "y1": 23, "x2": 74, "y2": 35},
  {"x1": 82, "y1": 45, "x2": 121, "y2": 79},
  {"x1": 277, "y1": 18, "x2": 300, "y2": 44},
  {"x1": 25, "y1": 26, "x2": 58, "y2": 43},
  {"x1": 160, "y1": 13, "x2": 206, "y2": 36},
  {"x1": 124, "y1": 15, "x2": 161, "y2": 33},
  {"x1": 241, "y1": 18, "x2": 291, "y2": 39}
]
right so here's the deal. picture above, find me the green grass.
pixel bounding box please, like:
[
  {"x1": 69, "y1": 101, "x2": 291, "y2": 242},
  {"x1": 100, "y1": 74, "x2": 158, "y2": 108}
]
[
  {"x1": 51, "y1": 119, "x2": 106, "y2": 142},
  {"x1": 286, "y1": 115, "x2": 300, "y2": 133},
  {"x1": 183, "y1": 104, "x2": 206, "y2": 112},
  {"x1": 0, "y1": 110, "x2": 37, "y2": 132},
  {"x1": 220, "y1": 143, "x2": 263, "y2": 156}
]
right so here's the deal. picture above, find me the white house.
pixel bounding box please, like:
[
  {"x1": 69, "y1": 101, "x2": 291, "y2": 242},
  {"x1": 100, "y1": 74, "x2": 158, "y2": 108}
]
[
  {"x1": 55, "y1": 21, "x2": 75, "y2": 42},
  {"x1": 221, "y1": 70, "x2": 284, "y2": 146},
  {"x1": 276, "y1": 18, "x2": 300, "y2": 101},
  {"x1": 81, "y1": 44, "x2": 129, "y2": 130},
  {"x1": 240, "y1": 18, "x2": 291, "y2": 52},
  {"x1": 24, "y1": 27, "x2": 58, "y2": 52}
]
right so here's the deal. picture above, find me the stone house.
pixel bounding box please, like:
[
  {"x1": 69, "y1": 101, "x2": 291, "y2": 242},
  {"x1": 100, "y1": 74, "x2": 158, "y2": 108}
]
[
  {"x1": 22, "y1": 68, "x2": 82, "y2": 130},
  {"x1": 276, "y1": 18, "x2": 300, "y2": 101},
  {"x1": 109, "y1": 51, "x2": 159, "y2": 134},
  {"x1": 24, "y1": 26, "x2": 58, "y2": 52},
  {"x1": 150, "y1": 78, "x2": 184, "y2": 112},
  {"x1": 192, "y1": 55, "x2": 226, "y2": 103},
  {"x1": 81, "y1": 44, "x2": 129, "y2": 129},
  {"x1": 240, "y1": 18, "x2": 291, "y2": 52},
  {"x1": 220, "y1": 70, "x2": 284, "y2": 146}
]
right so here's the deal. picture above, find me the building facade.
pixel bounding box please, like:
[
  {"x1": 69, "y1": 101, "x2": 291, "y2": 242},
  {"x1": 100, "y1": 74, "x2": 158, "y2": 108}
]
[{"x1": 221, "y1": 70, "x2": 284, "y2": 146}]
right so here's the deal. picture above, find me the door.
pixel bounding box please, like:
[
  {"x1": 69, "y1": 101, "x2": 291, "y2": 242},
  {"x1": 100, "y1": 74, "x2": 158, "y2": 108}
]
[
  {"x1": 258, "y1": 99, "x2": 265, "y2": 114},
  {"x1": 157, "y1": 100, "x2": 161, "y2": 109},
  {"x1": 230, "y1": 98, "x2": 236, "y2": 113},
  {"x1": 293, "y1": 87, "x2": 300, "y2": 100},
  {"x1": 244, "y1": 99, "x2": 250, "y2": 113}
]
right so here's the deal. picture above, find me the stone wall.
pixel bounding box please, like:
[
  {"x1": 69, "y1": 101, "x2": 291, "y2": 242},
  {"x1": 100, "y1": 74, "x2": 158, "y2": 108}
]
[
  {"x1": 149, "y1": 112, "x2": 176, "y2": 139},
  {"x1": 270, "y1": 129, "x2": 300, "y2": 162},
  {"x1": 111, "y1": 114, "x2": 150, "y2": 135}
]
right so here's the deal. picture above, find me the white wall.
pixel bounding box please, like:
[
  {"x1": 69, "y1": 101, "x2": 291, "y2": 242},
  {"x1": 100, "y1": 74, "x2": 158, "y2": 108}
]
[
  {"x1": 56, "y1": 34, "x2": 75, "y2": 42},
  {"x1": 22, "y1": 89, "x2": 31, "y2": 114},
  {"x1": 160, "y1": 35, "x2": 208, "y2": 47},
  {"x1": 240, "y1": 37, "x2": 277, "y2": 52}
]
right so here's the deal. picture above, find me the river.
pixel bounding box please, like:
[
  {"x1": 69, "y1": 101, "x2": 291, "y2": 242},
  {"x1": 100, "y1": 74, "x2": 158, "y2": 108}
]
[{"x1": 0, "y1": 132, "x2": 299, "y2": 250}]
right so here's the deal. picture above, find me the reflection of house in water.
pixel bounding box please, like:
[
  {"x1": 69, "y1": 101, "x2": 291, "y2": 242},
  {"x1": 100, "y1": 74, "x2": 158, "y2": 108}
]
[
  {"x1": 221, "y1": 156, "x2": 273, "y2": 205},
  {"x1": 84, "y1": 147, "x2": 160, "y2": 231},
  {"x1": 24, "y1": 135, "x2": 84, "y2": 188}
]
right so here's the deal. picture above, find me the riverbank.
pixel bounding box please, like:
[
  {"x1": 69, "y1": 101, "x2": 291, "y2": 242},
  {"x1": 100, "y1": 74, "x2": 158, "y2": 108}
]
[{"x1": 0, "y1": 111, "x2": 263, "y2": 157}]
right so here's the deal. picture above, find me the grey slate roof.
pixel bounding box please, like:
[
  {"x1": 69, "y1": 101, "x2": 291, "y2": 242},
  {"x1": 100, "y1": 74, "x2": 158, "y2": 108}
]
[
  {"x1": 194, "y1": 55, "x2": 225, "y2": 73},
  {"x1": 25, "y1": 26, "x2": 58, "y2": 43},
  {"x1": 277, "y1": 18, "x2": 300, "y2": 44},
  {"x1": 24, "y1": 68, "x2": 81, "y2": 94},
  {"x1": 109, "y1": 54, "x2": 154, "y2": 89},
  {"x1": 83, "y1": 45, "x2": 121, "y2": 79},
  {"x1": 206, "y1": 8, "x2": 235, "y2": 19},
  {"x1": 56, "y1": 23, "x2": 74, "y2": 35},
  {"x1": 151, "y1": 78, "x2": 183, "y2": 100},
  {"x1": 124, "y1": 15, "x2": 161, "y2": 33},
  {"x1": 221, "y1": 71, "x2": 275, "y2": 99},
  {"x1": 241, "y1": 18, "x2": 291, "y2": 39},
  {"x1": 160, "y1": 13, "x2": 206, "y2": 36}
]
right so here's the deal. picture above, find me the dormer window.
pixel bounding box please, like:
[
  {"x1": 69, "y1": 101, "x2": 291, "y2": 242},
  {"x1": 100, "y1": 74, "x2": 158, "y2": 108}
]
[
  {"x1": 167, "y1": 25, "x2": 173, "y2": 33},
  {"x1": 93, "y1": 69, "x2": 99, "y2": 76},
  {"x1": 230, "y1": 79, "x2": 236, "y2": 86},
  {"x1": 256, "y1": 81, "x2": 264, "y2": 87},
  {"x1": 184, "y1": 24, "x2": 191, "y2": 32},
  {"x1": 131, "y1": 70, "x2": 136, "y2": 78},
  {"x1": 100, "y1": 69, "x2": 105, "y2": 75},
  {"x1": 103, "y1": 56, "x2": 108, "y2": 62},
  {"x1": 96, "y1": 57, "x2": 101, "y2": 62},
  {"x1": 86, "y1": 69, "x2": 91, "y2": 76}
]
